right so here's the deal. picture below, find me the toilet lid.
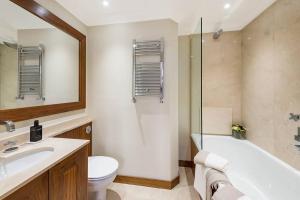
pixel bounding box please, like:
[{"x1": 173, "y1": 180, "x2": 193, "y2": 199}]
[{"x1": 88, "y1": 156, "x2": 119, "y2": 180}]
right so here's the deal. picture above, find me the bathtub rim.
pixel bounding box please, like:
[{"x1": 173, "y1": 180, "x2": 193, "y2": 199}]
[{"x1": 191, "y1": 133, "x2": 300, "y2": 176}]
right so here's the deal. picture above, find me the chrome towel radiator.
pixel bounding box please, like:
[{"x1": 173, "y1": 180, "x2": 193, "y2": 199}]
[
  {"x1": 132, "y1": 38, "x2": 164, "y2": 103},
  {"x1": 17, "y1": 45, "x2": 44, "y2": 100}
]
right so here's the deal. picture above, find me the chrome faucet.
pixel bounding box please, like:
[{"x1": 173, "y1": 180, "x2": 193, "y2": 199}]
[
  {"x1": 3, "y1": 141, "x2": 17, "y2": 147},
  {"x1": 0, "y1": 121, "x2": 15, "y2": 132}
]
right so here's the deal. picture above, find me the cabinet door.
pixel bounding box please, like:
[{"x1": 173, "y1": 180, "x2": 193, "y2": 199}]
[
  {"x1": 55, "y1": 123, "x2": 92, "y2": 156},
  {"x1": 49, "y1": 145, "x2": 88, "y2": 200},
  {"x1": 4, "y1": 172, "x2": 49, "y2": 200}
]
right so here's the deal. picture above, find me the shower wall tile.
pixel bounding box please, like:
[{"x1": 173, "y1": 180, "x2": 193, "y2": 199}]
[
  {"x1": 203, "y1": 31, "x2": 242, "y2": 125},
  {"x1": 242, "y1": 0, "x2": 300, "y2": 170}
]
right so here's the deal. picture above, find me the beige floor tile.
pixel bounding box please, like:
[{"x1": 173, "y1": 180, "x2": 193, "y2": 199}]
[{"x1": 107, "y1": 167, "x2": 200, "y2": 200}]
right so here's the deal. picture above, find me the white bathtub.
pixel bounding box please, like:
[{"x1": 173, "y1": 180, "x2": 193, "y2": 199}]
[{"x1": 192, "y1": 134, "x2": 300, "y2": 200}]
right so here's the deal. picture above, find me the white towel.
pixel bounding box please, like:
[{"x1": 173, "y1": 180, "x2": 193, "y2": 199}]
[
  {"x1": 211, "y1": 185, "x2": 252, "y2": 200},
  {"x1": 206, "y1": 153, "x2": 229, "y2": 172},
  {"x1": 238, "y1": 196, "x2": 252, "y2": 200},
  {"x1": 194, "y1": 164, "x2": 210, "y2": 200},
  {"x1": 194, "y1": 151, "x2": 229, "y2": 172}
]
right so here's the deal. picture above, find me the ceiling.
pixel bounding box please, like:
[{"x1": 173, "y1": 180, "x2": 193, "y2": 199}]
[{"x1": 55, "y1": 0, "x2": 276, "y2": 35}]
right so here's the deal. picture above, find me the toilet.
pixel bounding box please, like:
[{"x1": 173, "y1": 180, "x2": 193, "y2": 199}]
[{"x1": 88, "y1": 156, "x2": 119, "y2": 200}]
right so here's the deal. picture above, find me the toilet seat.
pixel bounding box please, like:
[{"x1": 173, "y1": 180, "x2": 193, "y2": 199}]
[{"x1": 88, "y1": 156, "x2": 119, "y2": 181}]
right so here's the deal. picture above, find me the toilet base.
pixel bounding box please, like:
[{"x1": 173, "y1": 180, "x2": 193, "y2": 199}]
[
  {"x1": 88, "y1": 188, "x2": 106, "y2": 200},
  {"x1": 88, "y1": 171, "x2": 117, "y2": 200}
]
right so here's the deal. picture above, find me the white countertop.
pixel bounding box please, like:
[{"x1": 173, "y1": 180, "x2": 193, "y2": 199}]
[
  {"x1": 0, "y1": 137, "x2": 89, "y2": 199},
  {"x1": 0, "y1": 115, "x2": 92, "y2": 151},
  {"x1": 0, "y1": 114, "x2": 93, "y2": 199},
  {"x1": 0, "y1": 114, "x2": 92, "y2": 143}
]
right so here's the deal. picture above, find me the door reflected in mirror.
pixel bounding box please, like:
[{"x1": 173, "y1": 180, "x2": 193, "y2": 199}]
[{"x1": 0, "y1": 0, "x2": 79, "y2": 110}]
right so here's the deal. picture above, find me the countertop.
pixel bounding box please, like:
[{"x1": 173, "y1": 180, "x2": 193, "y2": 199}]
[
  {"x1": 0, "y1": 137, "x2": 89, "y2": 199},
  {"x1": 0, "y1": 114, "x2": 92, "y2": 199},
  {"x1": 0, "y1": 114, "x2": 92, "y2": 151}
]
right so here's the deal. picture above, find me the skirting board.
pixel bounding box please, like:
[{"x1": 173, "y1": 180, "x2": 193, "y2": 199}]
[
  {"x1": 179, "y1": 160, "x2": 194, "y2": 168},
  {"x1": 114, "y1": 175, "x2": 180, "y2": 190}
]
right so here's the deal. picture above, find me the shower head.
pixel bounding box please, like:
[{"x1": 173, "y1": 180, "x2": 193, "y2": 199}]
[
  {"x1": 3, "y1": 41, "x2": 18, "y2": 50},
  {"x1": 213, "y1": 29, "x2": 223, "y2": 40}
]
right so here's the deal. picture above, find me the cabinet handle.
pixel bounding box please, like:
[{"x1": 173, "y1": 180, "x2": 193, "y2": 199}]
[{"x1": 85, "y1": 126, "x2": 92, "y2": 134}]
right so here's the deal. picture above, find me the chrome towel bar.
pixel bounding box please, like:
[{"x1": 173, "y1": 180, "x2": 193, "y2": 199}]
[
  {"x1": 132, "y1": 38, "x2": 164, "y2": 103},
  {"x1": 17, "y1": 45, "x2": 45, "y2": 100}
]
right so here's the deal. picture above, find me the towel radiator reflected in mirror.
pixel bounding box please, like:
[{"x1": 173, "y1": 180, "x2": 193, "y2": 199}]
[
  {"x1": 17, "y1": 45, "x2": 45, "y2": 100},
  {"x1": 132, "y1": 38, "x2": 164, "y2": 103}
]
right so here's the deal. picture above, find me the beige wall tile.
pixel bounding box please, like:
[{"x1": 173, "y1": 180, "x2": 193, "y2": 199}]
[
  {"x1": 203, "y1": 31, "x2": 242, "y2": 125},
  {"x1": 242, "y1": 0, "x2": 300, "y2": 170}
]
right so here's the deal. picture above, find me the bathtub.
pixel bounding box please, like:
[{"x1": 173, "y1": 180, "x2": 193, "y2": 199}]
[{"x1": 192, "y1": 133, "x2": 300, "y2": 200}]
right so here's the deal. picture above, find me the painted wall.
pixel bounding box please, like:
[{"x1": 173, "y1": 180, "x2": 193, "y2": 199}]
[
  {"x1": 0, "y1": 0, "x2": 87, "y2": 133},
  {"x1": 242, "y1": 0, "x2": 300, "y2": 170},
  {"x1": 178, "y1": 35, "x2": 191, "y2": 161},
  {"x1": 87, "y1": 19, "x2": 179, "y2": 181}
]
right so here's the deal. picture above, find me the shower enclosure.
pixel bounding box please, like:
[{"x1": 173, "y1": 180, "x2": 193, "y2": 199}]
[
  {"x1": 190, "y1": 26, "x2": 203, "y2": 149},
  {"x1": 178, "y1": 18, "x2": 203, "y2": 163}
]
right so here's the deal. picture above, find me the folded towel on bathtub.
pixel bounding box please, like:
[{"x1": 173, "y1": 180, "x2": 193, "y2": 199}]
[
  {"x1": 194, "y1": 166, "x2": 231, "y2": 200},
  {"x1": 212, "y1": 185, "x2": 250, "y2": 200},
  {"x1": 194, "y1": 151, "x2": 229, "y2": 172},
  {"x1": 194, "y1": 164, "x2": 210, "y2": 200},
  {"x1": 206, "y1": 169, "x2": 231, "y2": 200}
]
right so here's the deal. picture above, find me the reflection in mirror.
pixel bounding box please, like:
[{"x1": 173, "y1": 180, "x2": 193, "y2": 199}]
[{"x1": 0, "y1": 0, "x2": 79, "y2": 110}]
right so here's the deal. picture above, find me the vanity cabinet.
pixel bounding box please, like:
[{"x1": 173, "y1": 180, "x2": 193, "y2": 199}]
[
  {"x1": 3, "y1": 172, "x2": 49, "y2": 200},
  {"x1": 4, "y1": 145, "x2": 88, "y2": 200},
  {"x1": 49, "y1": 145, "x2": 88, "y2": 200}
]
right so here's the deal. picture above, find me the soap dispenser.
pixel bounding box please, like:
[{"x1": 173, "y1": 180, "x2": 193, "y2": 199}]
[{"x1": 30, "y1": 120, "x2": 43, "y2": 142}]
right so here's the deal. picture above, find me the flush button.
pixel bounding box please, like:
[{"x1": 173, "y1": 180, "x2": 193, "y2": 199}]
[{"x1": 86, "y1": 126, "x2": 92, "y2": 134}]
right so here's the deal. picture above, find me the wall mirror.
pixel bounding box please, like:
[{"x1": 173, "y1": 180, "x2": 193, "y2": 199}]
[{"x1": 0, "y1": 0, "x2": 86, "y2": 122}]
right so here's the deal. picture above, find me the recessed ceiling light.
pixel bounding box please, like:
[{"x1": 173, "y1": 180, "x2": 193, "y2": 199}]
[
  {"x1": 224, "y1": 3, "x2": 231, "y2": 9},
  {"x1": 102, "y1": 0, "x2": 109, "y2": 7}
]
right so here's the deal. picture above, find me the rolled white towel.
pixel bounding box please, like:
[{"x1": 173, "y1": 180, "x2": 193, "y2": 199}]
[
  {"x1": 238, "y1": 196, "x2": 252, "y2": 200},
  {"x1": 194, "y1": 151, "x2": 229, "y2": 172},
  {"x1": 212, "y1": 185, "x2": 252, "y2": 200}
]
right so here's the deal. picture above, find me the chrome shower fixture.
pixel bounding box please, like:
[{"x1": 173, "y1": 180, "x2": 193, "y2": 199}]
[{"x1": 213, "y1": 29, "x2": 223, "y2": 40}]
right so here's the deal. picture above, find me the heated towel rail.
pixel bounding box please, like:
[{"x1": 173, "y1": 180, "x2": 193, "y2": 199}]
[
  {"x1": 132, "y1": 38, "x2": 164, "y2": 103},
  {"x1": 17, "y1": 45, "x2": 44, "y2": 100}
]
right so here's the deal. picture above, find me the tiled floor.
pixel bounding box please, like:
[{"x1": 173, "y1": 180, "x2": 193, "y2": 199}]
[{"x1": 107, "y1": 167, "x2": 200, "y2": 200}]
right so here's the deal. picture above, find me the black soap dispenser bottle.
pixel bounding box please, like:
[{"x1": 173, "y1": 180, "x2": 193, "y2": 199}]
[{"x1": 30, "y1": 120, "x2": 43, "y2": 142}]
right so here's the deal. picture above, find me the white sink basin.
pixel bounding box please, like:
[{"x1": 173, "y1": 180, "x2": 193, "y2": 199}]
[{"x1": 0, "y1": 147, "x2": 54, "y2": 180}]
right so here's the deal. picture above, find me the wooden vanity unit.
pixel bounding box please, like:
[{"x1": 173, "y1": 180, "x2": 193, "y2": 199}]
[{"x1": 3, "y1": 123, "x2": 92, "y2": 200}]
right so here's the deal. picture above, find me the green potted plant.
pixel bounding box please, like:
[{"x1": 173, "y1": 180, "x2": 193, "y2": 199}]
[{"x1": 232, "y1": 124, "x2": 246, "y2": 139}]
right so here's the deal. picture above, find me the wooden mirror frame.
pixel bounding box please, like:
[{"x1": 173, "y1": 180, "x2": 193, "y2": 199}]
[{"x1": 0, "y1": 0, "x2": 86, "y2": 122}]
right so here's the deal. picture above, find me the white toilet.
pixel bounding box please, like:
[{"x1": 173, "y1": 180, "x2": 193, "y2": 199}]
[{"x1": 88, "y1": 156, "x2": 119, "y2": 200}]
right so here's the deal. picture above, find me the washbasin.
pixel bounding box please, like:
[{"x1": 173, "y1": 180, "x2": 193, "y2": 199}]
[{"x1": 0, "y1": 146, "x2": 54, "y2": 180}]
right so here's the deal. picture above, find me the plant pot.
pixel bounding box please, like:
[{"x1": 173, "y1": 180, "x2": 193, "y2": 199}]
[{"x1": 232, "y1": 130, "x2": 246, "y2": 140}]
